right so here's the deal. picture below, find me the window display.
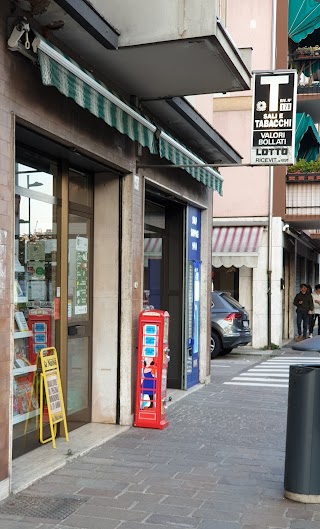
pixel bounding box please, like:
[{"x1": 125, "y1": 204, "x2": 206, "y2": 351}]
[{"x1": 13, "y1": 153, "x2": 59, "y2": 447}]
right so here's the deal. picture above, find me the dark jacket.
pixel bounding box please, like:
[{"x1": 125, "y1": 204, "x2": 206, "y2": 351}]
[{"x1": 293, "y1": 292, "x2": 314, "y2": 312}]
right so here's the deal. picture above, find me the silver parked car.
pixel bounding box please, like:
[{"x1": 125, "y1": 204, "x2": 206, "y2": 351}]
[{"x1": 211, "y1": 291, "x2": 252, "y2": 358}]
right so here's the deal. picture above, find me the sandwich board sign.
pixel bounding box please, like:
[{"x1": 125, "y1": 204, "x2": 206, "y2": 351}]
[
  {"x1": 251, "y1": 70, "x2": 297, "y2": 165},
  {"x1": 39, "y1": 347, "x2": 69, "y2": 448}
]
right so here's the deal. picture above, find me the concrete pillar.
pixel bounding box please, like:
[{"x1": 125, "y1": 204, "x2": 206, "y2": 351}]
[{"x1": 92, "y1": 173, "x2": 120, "y2": 423}]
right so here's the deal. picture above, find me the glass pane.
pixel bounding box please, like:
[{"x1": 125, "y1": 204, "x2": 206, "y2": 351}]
[
  {"x1": 15, "y1": 161, "x2": 57, "y2": 197},
  {"x1": 67, "y1": 336, "x2": 89, "y2": 415},
  {"x1": 69, "y1": 169, "x2": 92, "y2": 207},
  {"x1": 143, "y1": 233, "x2": 162, "y2": 310},
  {"x1": 68, "y1": 215, "x2": 90, "y2": 321},
  {"x1": 13, "y1": 164, "x2": 59, "y2": 444},
  {"x1": 145, "y1": 201, "x2": 165, "y2": 231}
]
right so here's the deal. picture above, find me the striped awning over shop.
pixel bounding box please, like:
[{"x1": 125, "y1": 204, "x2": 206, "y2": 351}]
[
  {"x1": 33, "y1": 35, "x2": 157, "y2": 154},
  {"x1": 212, "y1": 226, "x2": 264, "y2": 268},
  {"x1": 159, "y1": 134, "x2": 223, "y2": 195},
  {"x1": 31, "y1": 35, "x2": 223, "y2": 194}
]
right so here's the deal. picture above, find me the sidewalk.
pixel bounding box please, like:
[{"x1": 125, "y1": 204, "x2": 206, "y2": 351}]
[{"x1": 1, "y1": 351, "x2": 319, "y2": 529}]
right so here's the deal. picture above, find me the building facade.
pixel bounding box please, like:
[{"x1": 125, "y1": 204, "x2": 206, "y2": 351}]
[
  {"x1": 0, "y1": 0, "x2": 251, "y2": 499},
  {"x1": 192, "y1": 0, "x2": 320, "y2": 348}
]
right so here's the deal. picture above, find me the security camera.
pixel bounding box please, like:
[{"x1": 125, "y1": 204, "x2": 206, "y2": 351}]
[
  {"x1": 282, "y1": 224, "x2": 290, "y2": 232},
  {"x1": 7, "y1": 19, "x2": 30, "y2": 50}
]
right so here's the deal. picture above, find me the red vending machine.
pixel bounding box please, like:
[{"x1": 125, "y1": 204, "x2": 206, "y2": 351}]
[{"x1": 134, "y1": 310, "x2": 170, "y2": 429}]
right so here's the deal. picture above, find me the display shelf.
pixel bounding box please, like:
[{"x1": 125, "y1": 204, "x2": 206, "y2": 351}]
[
  {"x1": 13, "y1": 365, "x2": 37, "y2": 376},
  {"x1": 12, "y1": 408, "x2": 40, "y2": 425},
  {"x1": 14, "y1": 331, "x2": 33, "y2": 339}
]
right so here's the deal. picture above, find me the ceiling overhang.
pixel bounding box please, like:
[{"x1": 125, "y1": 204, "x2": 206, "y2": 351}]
[
  {"x1": 23, "y1": 1, "x2": 251, "y2": 98},
  {"x1": 142, "y1": 97, "x2": 242, "y2": 164}
]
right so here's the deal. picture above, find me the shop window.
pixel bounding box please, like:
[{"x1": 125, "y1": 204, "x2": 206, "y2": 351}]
[{"x1": 13, "y1": 155, "x2": 60, "y2": 454}]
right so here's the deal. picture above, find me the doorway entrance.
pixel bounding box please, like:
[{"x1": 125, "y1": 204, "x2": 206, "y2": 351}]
[
  {"x1": 144, "y1": 193, "x2": 184, "y2": 389},
  {"x1": 13, "y1": 130, "x2": 95, "y2": 456},
  {"x1": 67, "y1": 211, "x2": 92, "y2": 428}
]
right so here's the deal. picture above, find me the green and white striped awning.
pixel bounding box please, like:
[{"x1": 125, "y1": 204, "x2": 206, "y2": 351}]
[
  {"x1": 159, "y1": 133, "x2": 223, "y2": 195},
  {"x1": 32, "y1": 35, "x2": 157, "y2": 154},
  {"x1": 32, "y1": 35, "x2": 223, "y2": 194}
]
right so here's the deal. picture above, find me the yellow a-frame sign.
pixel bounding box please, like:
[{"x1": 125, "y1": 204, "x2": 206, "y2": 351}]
[{"x1": 39, "y1": 347, "x2": 69, "y2": 448}]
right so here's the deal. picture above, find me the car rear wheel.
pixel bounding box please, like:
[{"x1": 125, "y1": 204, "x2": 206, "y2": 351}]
[
  {"x1": 220, "y1": 348, "x2": 232, "y2": 356},
  {"x1": 211, "y1": 331, "x2": 222, "y2": 359}
]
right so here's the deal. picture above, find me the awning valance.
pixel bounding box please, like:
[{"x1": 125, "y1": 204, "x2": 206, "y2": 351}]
[
  {"x1": 32, "y1": 35, "x2": 223, "y2": 193},
  {"x1": 289, "y1": 0, "x2": 320, "y2": 43},
  {"x1": 212, "y1": 226, "x2": 263, "y2": 268},
  {"x1": 159, "y1": 134, "x2": 222, "y2": 195},
  {"x1": 295, "y1": 112, "x2": 320, "y2": 161}
]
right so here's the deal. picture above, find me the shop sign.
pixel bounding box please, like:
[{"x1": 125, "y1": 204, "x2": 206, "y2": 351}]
[
  {"x1": 187, "y1": 206, "x2": 201, "y2": 261},
  {"x1": 251, "y1": 70, "x2": 297, "y2": 165}
]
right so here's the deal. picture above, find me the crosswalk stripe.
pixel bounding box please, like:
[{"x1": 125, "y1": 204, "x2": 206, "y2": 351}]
[
  {"x1": 232, "y1": 376, "x2": 288, "y2": 382},
  {"x1": 222, "y1": 354, "x2": 320, "y2": 389},
  {"x1": 224, "y1": 381, "x2": 288, "y2": 388},
  {"x1": 244, "y1": 372, "x2": 289, "y2": 377}
]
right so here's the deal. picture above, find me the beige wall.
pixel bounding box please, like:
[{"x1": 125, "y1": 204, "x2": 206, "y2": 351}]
[
  {"x1": 225, "y1": 0, "x2": 273, "y2": 72},
  {"x1": 213, "y1": 110, "x2": 269, "y2": 217}
]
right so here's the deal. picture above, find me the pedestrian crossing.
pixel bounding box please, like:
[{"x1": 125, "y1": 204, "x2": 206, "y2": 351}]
[{"x1": 224, "y1": 356, "x2": 320, "y2": 388}]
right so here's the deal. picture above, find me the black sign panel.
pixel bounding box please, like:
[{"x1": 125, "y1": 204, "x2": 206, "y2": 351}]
[{"x1": 251, "y1": 71, "x2": 297, "y2": 165}]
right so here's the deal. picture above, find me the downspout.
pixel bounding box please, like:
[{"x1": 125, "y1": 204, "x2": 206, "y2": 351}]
[{"x1": 267, "y1": 0, "x2": 277, "y2": 348}]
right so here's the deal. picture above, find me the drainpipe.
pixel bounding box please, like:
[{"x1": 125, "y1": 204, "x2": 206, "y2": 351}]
[{"x1": 267, "y1": 0, "x2": 277, "y2": 348}]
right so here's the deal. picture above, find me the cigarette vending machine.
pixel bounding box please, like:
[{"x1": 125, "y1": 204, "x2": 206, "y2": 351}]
[{"x1": 134, "y1": 309, "x2": 170, "y2": 429}]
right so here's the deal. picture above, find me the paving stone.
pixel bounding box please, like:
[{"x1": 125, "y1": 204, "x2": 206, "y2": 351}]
[
  {"x1": 76, "y1": 489, "x2": 118, "y2": 499},
  {"x1": 85, "y1": 496, "x2": 136, "y2": 509},
  {"x1": 145, "y1": 513, "x2": 199, "y2": 527},
  {"x1": 290, "y1": 522, "x2": 320, "y2": 529},
  {"x1": 144, "y1": 484, "x2": 202, "y2": 498},
  {"x1": 116, "y1": 492, "x2": 166, "y2": 504},
  {"x1": 240, "y1": 512, "x2": 289, "y2": 527},
  {"x1": 132, "y1": 501, "x2": 194, "y2": 517},
  {"x1": 198, "y1": 522, "x2": 240, "y2": 529},
  {"x1": 160, "y1": 496, "x2": 204, "y2": 509},
  {"x1": 73, "y1": 505, "x2": 147, "y2": 522},
  {"x1": 60, "y1": 514, "x2": 119, "y2": 528}
]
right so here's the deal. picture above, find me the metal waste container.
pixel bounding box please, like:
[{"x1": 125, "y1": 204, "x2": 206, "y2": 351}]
[{"x1": 284, "y1": 363, "x2": 320, "y2": 503}]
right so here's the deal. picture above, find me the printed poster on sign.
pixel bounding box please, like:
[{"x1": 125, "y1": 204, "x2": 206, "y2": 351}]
[
  {"x1": 75, "y1": 236, "x2": 88, "y2": 315},
  {"x1": 251, "y1": 70, "x2": 297, "y2": 165},
  {"x1": 46, "y1": 370, "x2": 64, "y2": 421}
]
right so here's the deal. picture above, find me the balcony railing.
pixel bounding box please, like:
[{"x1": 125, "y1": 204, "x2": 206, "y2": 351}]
[
  {"x1": 287, "y1": 172, "x2": 320, "y2": 183},
  {"x1": 286, "y1": 180, "x2": 320, "y2": 216},
  {"x1": 297, "y1": 83, "x2": 320, "y2": 95}
]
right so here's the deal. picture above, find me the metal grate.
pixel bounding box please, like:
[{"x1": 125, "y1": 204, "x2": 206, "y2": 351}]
[{"x1": 0, "y1": 494, "x2": 86, "y2": 521}]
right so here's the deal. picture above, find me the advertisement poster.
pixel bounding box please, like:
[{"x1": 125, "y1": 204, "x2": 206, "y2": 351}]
[
  {"x1": 75, "y1": 236, "x2": 88, "y2": 315},
  {"x1": 251, "y1": 70, "x2": 297, "y2": 165}
]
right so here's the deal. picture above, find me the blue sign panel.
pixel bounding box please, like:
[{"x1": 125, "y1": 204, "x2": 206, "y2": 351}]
[
  {"x1": 188, "y1": 206, "x2": 201, "y2": 262},
  {"x1": 186, "y1": 206, "x2": 201, "y2": 389}
]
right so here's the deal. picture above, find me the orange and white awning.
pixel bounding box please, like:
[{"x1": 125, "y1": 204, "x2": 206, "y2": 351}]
[{"x1": 212, "y1": 226, "x2": 264, "y2": 268}]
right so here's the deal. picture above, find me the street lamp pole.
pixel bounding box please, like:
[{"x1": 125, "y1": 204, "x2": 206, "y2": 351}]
[{"x1": 267, "y1": 0, "x2": 277, "y2": 349}]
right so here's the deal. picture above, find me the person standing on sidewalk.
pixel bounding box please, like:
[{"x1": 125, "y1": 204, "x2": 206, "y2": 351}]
[
  {"x1": 310, "y1": 284, "x2": 320, "y2": 337},
  {"x1": 293, "y1": 283, "x2": 314, "y2": 341}
]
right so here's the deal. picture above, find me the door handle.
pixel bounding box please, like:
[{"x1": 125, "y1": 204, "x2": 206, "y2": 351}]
[{"x1": 68, "y1": 325, "x2": 86, "y2": 336}]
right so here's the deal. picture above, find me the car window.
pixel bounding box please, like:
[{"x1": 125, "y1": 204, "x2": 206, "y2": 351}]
[
  {"x1": 211, "y1": 293, "x2": 226, "y2": 309},
  {"x1": 221, "y1": 293, "x2": 244, "y2": 310}
]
